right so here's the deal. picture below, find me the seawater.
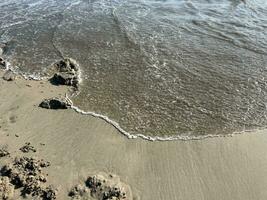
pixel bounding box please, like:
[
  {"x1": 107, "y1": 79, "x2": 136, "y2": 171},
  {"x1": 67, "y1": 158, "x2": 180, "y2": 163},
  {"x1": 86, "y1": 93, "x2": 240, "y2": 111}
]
[{"x1": 1, "y1": 0, "x2": 267, "y2": 138}]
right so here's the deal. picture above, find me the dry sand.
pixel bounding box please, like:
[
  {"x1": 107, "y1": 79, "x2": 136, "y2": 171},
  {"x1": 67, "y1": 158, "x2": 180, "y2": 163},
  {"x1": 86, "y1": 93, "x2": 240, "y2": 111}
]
[{"x1": 0, "y1": 71, "x2": 267, "y2": 200}]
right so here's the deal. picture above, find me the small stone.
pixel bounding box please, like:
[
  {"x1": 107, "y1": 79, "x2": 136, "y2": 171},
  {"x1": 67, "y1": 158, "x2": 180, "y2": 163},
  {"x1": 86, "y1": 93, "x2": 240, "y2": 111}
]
[
  {"x1": 38, "y1": 175, "x2": 47, "y2": 182},
  {"x1": 2, "y1": 70, "x2": 16, "y2": 81},
  {"x1": 0, "y1": 57, "x2": 6, "y2": 68},
  {"x1": 0, "y1": 147, "x2": 9, "y2": 158},
  {"x1": 19, "y1": 143, "x2": 36, "y2": 153}
]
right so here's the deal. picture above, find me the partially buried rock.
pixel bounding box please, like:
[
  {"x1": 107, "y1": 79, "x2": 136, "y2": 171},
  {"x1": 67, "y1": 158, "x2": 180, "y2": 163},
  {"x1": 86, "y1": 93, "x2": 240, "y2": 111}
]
[
  {"x1": 3, "y1": 70, "x2": 16, "y2": 81},
  {"x1": 50, "y1": 58, "x2": 80, "y2": 88},
  {"x1": 19, "y1": 142, "x2": 36, "y2": 153},
  {"x1": 39, "y1": 98, "x2": 70, "y2": 109},
  {"x1": 0, "y1": 177, "x2": 14, "y2": 200}
]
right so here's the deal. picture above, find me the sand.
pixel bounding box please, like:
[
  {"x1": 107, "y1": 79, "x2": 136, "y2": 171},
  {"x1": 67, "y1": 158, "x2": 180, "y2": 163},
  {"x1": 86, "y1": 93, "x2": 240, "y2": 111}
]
[{"x1": 0, "y1": 70, "x2": 267, "y2": 200}]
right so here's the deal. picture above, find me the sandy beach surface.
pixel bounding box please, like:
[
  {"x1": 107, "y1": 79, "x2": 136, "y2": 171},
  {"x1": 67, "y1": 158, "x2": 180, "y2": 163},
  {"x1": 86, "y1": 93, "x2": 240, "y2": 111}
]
[{"x1": 0, "y1": 70, "x2": 267, "y2": 200}]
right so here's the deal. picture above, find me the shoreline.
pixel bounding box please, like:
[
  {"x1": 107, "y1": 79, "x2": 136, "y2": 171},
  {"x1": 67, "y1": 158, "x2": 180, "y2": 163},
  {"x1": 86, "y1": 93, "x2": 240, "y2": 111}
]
[{"x1": 1, "y1": 60, "x2": 266, "y2": 142}]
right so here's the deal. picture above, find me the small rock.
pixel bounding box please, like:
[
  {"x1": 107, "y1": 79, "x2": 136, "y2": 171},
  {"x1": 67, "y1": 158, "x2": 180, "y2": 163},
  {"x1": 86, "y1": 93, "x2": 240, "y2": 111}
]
[
  {"x1": 19, "y1": 143, "x2": 36, "y2": 153},
  {"x1": 3, "y1": 70, "x2": 16, "y2": 81},
  {"x1": 51, "y1": 72, "x2": 79, "y2": 87},
  {"x1": 0, "y1": 147, "x2": 9, "y2": 158},
  {"x1": 39, "y1": 98, "x2": 70, "y2": 109}
]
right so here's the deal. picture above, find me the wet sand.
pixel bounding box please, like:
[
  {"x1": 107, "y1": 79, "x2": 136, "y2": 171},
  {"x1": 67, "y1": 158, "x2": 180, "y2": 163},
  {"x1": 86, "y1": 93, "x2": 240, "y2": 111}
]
[{"x1": 0, "y1": 71, "x2": 267, "y2": 199}]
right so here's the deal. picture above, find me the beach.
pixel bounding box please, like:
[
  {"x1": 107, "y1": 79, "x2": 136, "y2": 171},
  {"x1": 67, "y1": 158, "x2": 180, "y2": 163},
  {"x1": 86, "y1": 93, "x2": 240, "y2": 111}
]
[{"x1": 1, "y1": 71, "x2": 267, "y2": 200}]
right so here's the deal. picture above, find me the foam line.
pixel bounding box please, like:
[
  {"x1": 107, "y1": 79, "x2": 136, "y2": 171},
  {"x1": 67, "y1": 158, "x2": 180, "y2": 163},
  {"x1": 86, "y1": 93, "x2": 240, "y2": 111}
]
[{"x1": 65, "y1": 94, "x2": 263, "y2": 142}]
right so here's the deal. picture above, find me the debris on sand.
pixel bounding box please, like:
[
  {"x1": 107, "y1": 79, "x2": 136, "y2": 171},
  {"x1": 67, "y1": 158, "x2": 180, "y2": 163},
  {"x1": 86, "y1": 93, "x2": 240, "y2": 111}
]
[
  {"x1": 19, "y1": 143, "x2": 36, "y2": 153},
  {"x1": 39, "y1": 98, "x2": 71, "y2": 110},
  {"x1": 0, "y1": 147, "x2": 9, "y2": 158},
  {"x1": 50, "y1": 58, "x2": 80, "y2": 88},
  {"x1": 0, "y1": 57, "x2": 7, "y2": 69},
  {"x1": 2, "y1": 70, "x2": 16, "y2": 81},
  {"x1": 0, "y1": 156, "x2": 57, "y2": 200},
  {"x1": 0, "y1": 177, "x2": 14, "y2": 200},
  {"x1": 69, "y1": 173, "x2": 131, "y2": 200}
]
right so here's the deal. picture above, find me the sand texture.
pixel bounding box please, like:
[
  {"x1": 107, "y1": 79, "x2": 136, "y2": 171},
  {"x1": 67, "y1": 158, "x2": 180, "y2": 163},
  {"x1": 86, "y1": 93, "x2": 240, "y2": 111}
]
[{"x1": 0, "y1": 71, "x2": 267, "y2": 200}]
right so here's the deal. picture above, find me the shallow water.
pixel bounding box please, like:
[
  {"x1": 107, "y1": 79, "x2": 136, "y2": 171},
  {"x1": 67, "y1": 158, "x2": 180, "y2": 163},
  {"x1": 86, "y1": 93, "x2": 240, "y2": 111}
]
[{"x1": 1, "y1": 0, "x2": 267, "y2": 137}]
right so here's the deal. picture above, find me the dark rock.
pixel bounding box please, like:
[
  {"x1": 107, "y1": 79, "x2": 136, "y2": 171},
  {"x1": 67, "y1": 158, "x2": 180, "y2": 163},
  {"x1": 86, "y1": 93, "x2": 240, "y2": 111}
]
[
  {"x1": 2, "y1": 70, "x2": 16, "y2": 81},
  {"x1": 19, "y1": 143, "x2": 36, "y2": 153},
  {"x1": 51, "y1": 72, "x2": 79, "y2": 87},
  {"x1": 50, "y1": 58, "x2": 80, "y2": 88},
  {"x1": 39, "y1": 98, "x2": 70, "y2": 110},
  {"x1": 0, "y1": 57, "x2": 6, "y2": 68}
]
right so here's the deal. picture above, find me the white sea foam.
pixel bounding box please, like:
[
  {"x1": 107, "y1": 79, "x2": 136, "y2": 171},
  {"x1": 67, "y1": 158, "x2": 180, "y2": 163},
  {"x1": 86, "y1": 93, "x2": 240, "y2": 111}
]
[
  {"x1": 65, "y1": 94, "x2": 264, "y2": 142},
  {"x1": 2, "y1": 61, "x2": 47, "y2": 81}
]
